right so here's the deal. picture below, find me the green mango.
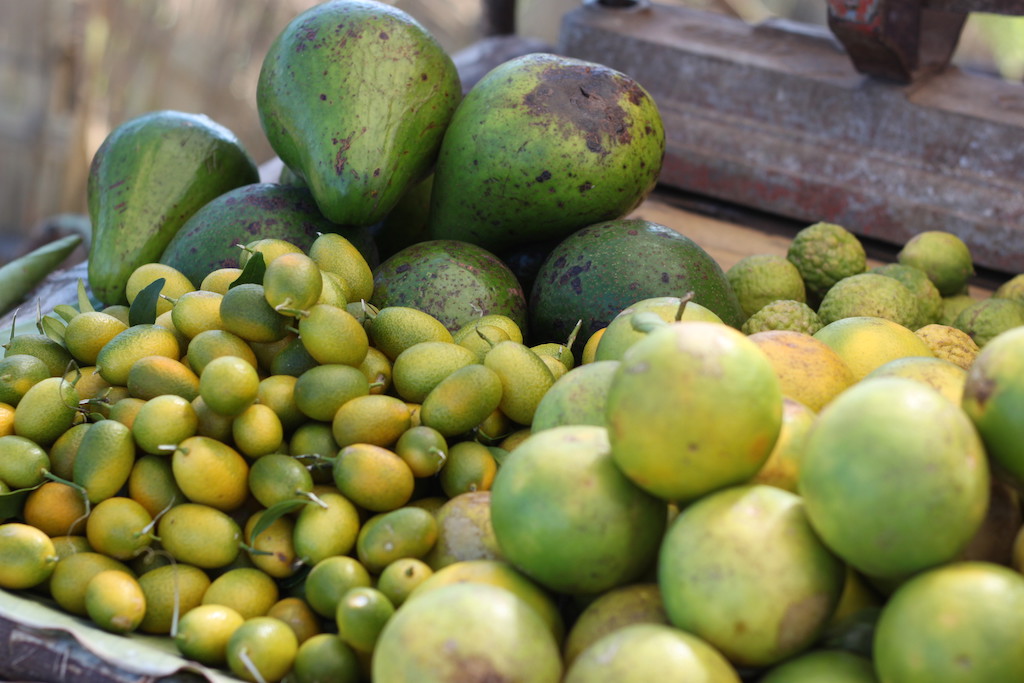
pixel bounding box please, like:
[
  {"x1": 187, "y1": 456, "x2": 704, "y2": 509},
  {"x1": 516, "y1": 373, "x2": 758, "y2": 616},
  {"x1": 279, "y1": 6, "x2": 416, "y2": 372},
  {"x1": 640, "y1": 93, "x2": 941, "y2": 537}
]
[
  {"x1": 87, "y1": 110, "x2": 259, "y2": 305},
  {"x1": 428, "y1": 53, "x2": 665, "y2": 252},
  {"x1": 159, "y1": 182, "x2": 379, "y2": 286},
  {"x1": 256, "y1": 0, "x2": 461, "y2": 227}
]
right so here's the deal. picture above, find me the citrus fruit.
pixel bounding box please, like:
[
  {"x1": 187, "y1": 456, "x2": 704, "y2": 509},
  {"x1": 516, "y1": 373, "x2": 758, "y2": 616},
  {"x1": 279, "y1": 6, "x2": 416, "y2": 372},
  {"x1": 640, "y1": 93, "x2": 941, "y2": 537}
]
[
  {"x1": 799, "y1": 377, "x2": 989, "y2": 581},
  {"x1": 897, "y1": 229, "x2": 975, "y2": 296},
  {"x1": 198, "y1": 354, "x2": 260, "y2": 416},
  {"x1": 418, "y1": 363, "x2": 502, "y2": 438},
  {"x1": 156, "y1": 502, "x2": 242, "y2": 569},
  {"x1": 244, "y1": 510, "x2": 299, "y2": 579},
  {"x1": 293, "y1": 363, "x2": 369, "y2": 422},
  {"x1": 266, "y1": 597, "x2": 321, "y2": 644},
  {"x1": 0, "y1": 522, "x2": 59, "y2": 589},
  {"x1": 308, "y1": 231, "x2": 374, "y2": 302},
  {"x1": 136, "y1": 562, "x2": 212, "y2": 635},
  {"x1": 747, "y1": 329, "x2": 855, "y2": 412},
  {"x1": 125, "y1": 263, "x2": 196, "y2": 316},
  {"x1": 490, "y1": 425, "x2": 666, "y2": 595},
  {"x1": 73, "y1": 418, "x2": 136, "y2": 504},
  {"x1": 263, "y1": 251, "x2": 322, "y2": 314},
  {"x1": 373, "y1": 582, "x2": 562, "y2": 683},
  {"x1": 172, "y1": 435, "x2": 250, "y2": 511},
  {"x1": 0, "y1": 434, "x2": 51, "y2": 490},
  {"x1": 170, "y1": 289, "x2": 225, "y2": 338},
  {"x1": 367, "y1": 306, "x2": 454, "y2": 361},
  {"x1": 220, "y1": 282, "x2": 291, "y2": 343},
  {"x1": 225, "y1": 616, "x2": 299, "y2": 683},
  {"x1": 303, "y1": 555, "x2": 372, "y2": 619},
  {"x1": 232, "y1": 403, "x2": 285, "y2": 458},
  {"x1": 749, "y1": 396, "x2": 817, "y2": 492},
  {"x1": 96, "y1": 323, "x2": 180, "y2": 387},
  {"x1": 787, "y1": 221, "x2": 866, "y2": 299},
  {"x1": 817, "y1": 272, "x2": 919, "y2": 328},
  {"x1": 331, "y1": 394, "x2": 411, "y2": 448},
  {"x1": 483, "y1": 340, "x2": 555, "y2": 426},
  {"x1": 439, "y1": 440, "x2": 497, "y2": 497},
  {"x1": 424, "y1": 491, "x2": 502, "y2": 570},
  {"x1": 759, "y1": 649, "x2": 878, "y2": 682},
  {"x1": 13, "y1": 375, "x2": 79, "y2": 448},
  {"x1": 63, "y1": 311, "x2": 129, "y2": 366},
  {"x1": 22, "y1": 481, "x2": 88, "y2": 537},
  {"x1": 874, "y1": 562, "x2": 1024, "y2": 682},
  {"x1": 741, "y1": 298, "x2": 823, "y2": 335},
  {"x1": 175, "y1": 603, "x2": 246, "y2": 666},
  {"x1": 812, "y1": 316, "x2": 934, "y2": 381},
  {"x1": 562, "y1": 583, "x2": 668, "y2": 667},
  {"x1": 914, "y1": 323, "x2": 980, "y2": 370},
  {"x1": 953, "y1": 297, "x2": 1024, "y2": 347},
  {"x1": 185, "y1": 328, "x2": 258, "y2": 375},
  {"x1": 564, "y1": 623, "x2": 741, "y2": 683},
  {"x1": 961, "y1": 327, "x2": 1024, "y2": 484},
  {"x1": 203, "y1": 566, "x2": 279, "y2": 619},
  {"x1": 872, "y1": 262, "x2": 943, "y2": 327},
  {"x1": 658, "y1": 484, "x2": 845, "y2": 667},
  {"x1": 0, "y1": 353, "x2": 51, "y2": 406},
  {"x1": 355, "y1": 506, "x2": 438, "y2": 574},
  {"x1": 48, "y1": 551, "x2": 133, "y2": 616},
  {"x1": 296, "y1": 303, "x2": 369, "y2": 366},
  {"x1": 393, "y1": 425, "x2": 448, "y2": 477},
  {"x1": 132, "y1": 393, "x2": 198, "y2": 454},
  {"x1": 84, "y1": 569, "x2": 146, "y2": 634},
  {"x1": 85, "y1": 496, "x2": 154, "y2": 561},
  {"x1": 607, "y1": 321, "x2": 783, "y2": 502},
  {"x1": 863, "y1": 355, "x2": 967, "y2": 405},
  {"x1": 332, "y1": 443, "x2": 415, "y2": 512},
  {"x1": 335, "y1": 586, "x2": 395, "y2": 653},
  {"x1": 593, "y1": 295, "x2": 723, "y2": 362},
  {"x1": 126, "y1": 355, "x2": 200, "y2": 401},
  {"x1": 376, "y1": 558, "x2": 433, "y2": 607},
  {"x1": 292, "y1": 633, "x2": 360, "y2": 683},
  {"x1": 726, "y1": 253, "x2": 807, "y2": 319}
]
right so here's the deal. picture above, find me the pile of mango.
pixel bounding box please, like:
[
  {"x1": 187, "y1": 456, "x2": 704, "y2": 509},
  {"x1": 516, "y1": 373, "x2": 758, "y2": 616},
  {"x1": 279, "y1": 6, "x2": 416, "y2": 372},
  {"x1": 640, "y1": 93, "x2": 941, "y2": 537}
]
[{"x1": 2, "y1": 1, "x2": 1024, "y2": 682}]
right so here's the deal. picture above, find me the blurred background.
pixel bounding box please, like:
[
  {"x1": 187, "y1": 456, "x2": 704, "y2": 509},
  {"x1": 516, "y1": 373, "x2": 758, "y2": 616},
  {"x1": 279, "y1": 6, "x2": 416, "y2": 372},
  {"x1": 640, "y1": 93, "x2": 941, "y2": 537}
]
[{"x1": 0, "y1": 0, "x2": 1021, "y2": 264}]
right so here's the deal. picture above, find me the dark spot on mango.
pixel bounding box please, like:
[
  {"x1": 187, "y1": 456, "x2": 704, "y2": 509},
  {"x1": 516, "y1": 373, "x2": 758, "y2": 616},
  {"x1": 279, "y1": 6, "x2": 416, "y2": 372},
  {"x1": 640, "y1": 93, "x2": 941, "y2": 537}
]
[
  {"x1": 379, "y1": 31, "x2": 389, "y2": 40},
  {"x1": 320, "y1": 94, "x2": 327, "y2": 101},
  {"x1": 536, "y1": 170, "x2": 552, "y2": 183}
]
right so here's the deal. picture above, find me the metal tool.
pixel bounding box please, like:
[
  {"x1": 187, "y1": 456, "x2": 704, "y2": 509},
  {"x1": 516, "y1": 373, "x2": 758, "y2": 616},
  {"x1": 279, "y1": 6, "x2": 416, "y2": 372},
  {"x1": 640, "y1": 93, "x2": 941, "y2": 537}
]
[{"x1": 558, "y1": 0, "x2": 1024, "y2": 273}]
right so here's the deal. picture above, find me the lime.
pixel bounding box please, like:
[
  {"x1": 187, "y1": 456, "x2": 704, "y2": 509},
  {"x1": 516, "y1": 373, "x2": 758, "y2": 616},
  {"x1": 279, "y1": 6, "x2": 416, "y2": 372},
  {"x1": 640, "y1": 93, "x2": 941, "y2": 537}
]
[
  {"x1": 897, "y1": 230, "x2": 975, "y2": 296},
  {"x1": 0, "y1": 522, "x2": 59, "y2": 589},
  {"x1": 787, "y1": 222, "x2": 866, "y2": 299},
  {"x1": 817, "y1": 273, "x2": 919, "y2": 328},
  {"x1": 727, "y1": 253, "x2": 807, "y2": 319},
  {"x1": 175, "y1": 603, "x2": 245, "y2": 667}
]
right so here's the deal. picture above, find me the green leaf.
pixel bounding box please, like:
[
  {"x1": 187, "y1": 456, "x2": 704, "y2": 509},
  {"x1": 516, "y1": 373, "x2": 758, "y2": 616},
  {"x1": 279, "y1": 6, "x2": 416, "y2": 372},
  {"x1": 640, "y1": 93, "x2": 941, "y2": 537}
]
[
  {"x1": 0, "y1": 483, "x2": 41, "y2": 520},
  {"x1": 230, "y1": 252, "x2": 265, "y2": 289},
  {"x1": 53, "y1": 304, "x2": 80, "y2": 323},
  {"x1": 129, "y1": 278, "x2": 166, "y2": 327},
  {"x1": 77, "y1": 279, "x2": 95, "y2": 314},
  {"x1": 249, "y1": 498, "x2": 312, "y2": 541},
  {"x1": 40, "y1": 315, "x2": 67, "y2": 343}
]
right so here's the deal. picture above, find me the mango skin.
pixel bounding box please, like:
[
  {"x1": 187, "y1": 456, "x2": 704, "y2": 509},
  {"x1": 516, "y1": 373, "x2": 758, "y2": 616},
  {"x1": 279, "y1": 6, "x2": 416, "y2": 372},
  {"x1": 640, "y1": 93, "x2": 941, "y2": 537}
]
[
  {"x1": 87, "y1": 110, "x2": 259, "y2": 305},
  {"x1": 159, "y1": 183, "x2": 378, "y2": 287},
  {"x1": 428, "y1": 53, "x2": 665, "y2": 252},
  {"x1": 257, "y1": 0, "x2": 461, "y2": 226}
]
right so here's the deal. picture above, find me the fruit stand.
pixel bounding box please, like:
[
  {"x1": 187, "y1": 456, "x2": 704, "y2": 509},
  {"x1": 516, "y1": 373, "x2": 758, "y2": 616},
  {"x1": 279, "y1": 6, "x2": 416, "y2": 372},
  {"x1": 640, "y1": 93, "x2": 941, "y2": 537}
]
[{"x1": 2, "y1": 1, "x2": 1023, "y2": 682}]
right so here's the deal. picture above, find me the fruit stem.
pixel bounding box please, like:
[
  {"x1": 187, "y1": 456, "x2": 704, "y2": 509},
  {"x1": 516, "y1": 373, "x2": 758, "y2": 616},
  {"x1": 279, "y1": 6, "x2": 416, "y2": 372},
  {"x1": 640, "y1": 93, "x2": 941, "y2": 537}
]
[{"x1": 675, "y1": 291, "x2": 695, "y2": 321}]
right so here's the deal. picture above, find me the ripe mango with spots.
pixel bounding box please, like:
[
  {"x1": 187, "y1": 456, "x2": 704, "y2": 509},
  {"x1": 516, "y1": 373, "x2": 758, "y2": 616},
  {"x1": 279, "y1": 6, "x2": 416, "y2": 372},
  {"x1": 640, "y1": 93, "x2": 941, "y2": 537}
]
[
  {"x1": 256, "y1": 0, "x2": 462, "y2": 226},
  {"x1": 428, "y1": 53, "x2": 665, "y2": 252}
]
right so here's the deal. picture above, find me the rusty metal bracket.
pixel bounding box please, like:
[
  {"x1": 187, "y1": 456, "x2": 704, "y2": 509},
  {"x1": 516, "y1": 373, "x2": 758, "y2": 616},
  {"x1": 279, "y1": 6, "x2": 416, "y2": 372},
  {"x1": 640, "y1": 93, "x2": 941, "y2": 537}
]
[
  {"x1": 558, "y1": 2, "x2": 1024, "y2": 273},
  {"x1": 827, "y1": 0, "x2": 1024, "y2": 83}
]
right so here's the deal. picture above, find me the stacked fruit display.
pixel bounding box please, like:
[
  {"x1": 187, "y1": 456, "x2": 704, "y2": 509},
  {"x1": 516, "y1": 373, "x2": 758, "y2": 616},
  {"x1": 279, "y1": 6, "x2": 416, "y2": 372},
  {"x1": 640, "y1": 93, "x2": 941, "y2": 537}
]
[{"x1": 2, "y1": 1, "x2": 1024, "y2": 682}]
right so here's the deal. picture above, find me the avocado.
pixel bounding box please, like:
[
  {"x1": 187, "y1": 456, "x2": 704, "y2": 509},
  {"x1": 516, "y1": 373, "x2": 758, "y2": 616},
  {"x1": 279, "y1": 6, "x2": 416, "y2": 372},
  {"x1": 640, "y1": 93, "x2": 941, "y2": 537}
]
[
  {"x1": 369, "y1": 239, "x2": 527, "y2": 334},
  {"x1": 256, "y1": 0, "x2": 462, "y2": 226},
  {"x1": 159, "y1": 183, "x2": 378, "y2": 286},
  {"x1": 428, "y1": 53, "x2": 664, "y2": 252},
  {"x1": 529, "y1": 218, "x2": 744, "y2": 352},
  {"x1": 87, "y1": 110, "x2": 259, "y2": 304}
]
